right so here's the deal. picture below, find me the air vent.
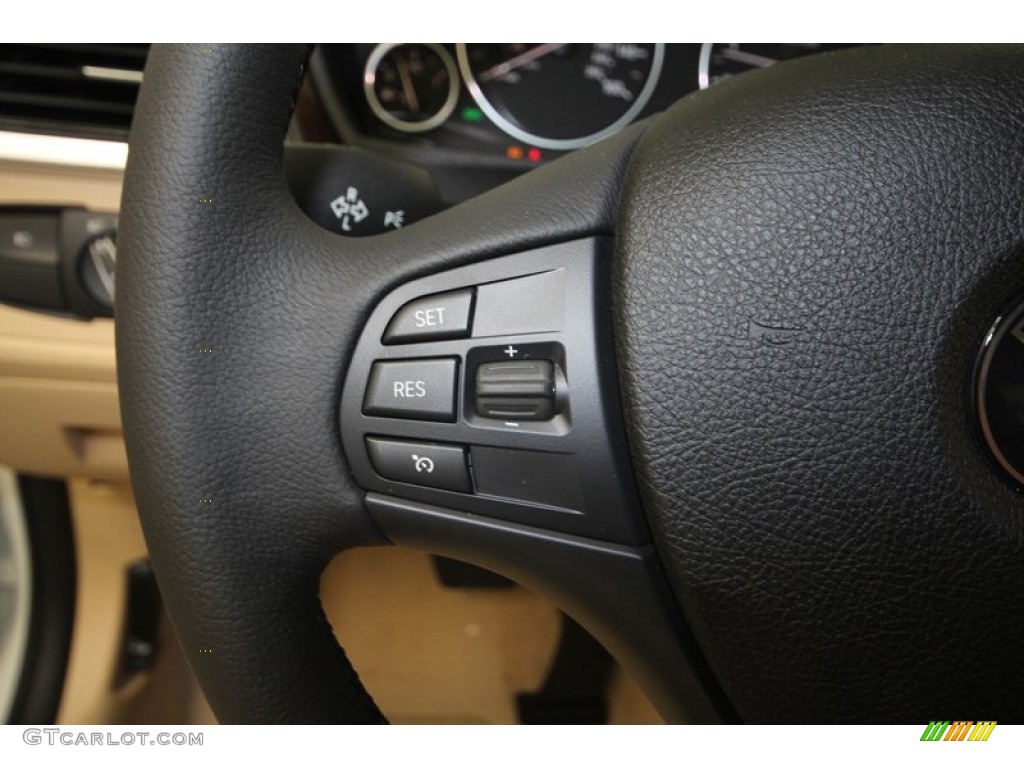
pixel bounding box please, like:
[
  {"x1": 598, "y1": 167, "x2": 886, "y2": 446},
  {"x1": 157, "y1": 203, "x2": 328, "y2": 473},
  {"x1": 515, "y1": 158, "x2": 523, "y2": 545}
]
[{"x1": 0, "y1": 44, "x2": 148, "y2": 140}]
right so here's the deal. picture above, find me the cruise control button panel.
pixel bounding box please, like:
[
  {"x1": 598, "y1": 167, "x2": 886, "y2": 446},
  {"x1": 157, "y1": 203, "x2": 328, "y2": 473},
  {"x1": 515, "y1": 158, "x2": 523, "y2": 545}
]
[
  {"x1": 366, "y1": 437, "x2": 471, "y2": 493},
  {"x1": 363, "y1": 358, "x2": 458, "y2": 422},
  {"x1": 340, "y1": 238, "x2": 648, "y2": 545},
  {"x1": 383, "y1": 288, "x2": 474, "y2": 344}
]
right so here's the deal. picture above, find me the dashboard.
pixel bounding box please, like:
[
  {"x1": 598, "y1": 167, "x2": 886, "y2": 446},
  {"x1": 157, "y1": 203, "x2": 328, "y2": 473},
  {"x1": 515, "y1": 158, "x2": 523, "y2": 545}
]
[{"x1": 314, "y1": 44, "x2": 856, "y2": 169}]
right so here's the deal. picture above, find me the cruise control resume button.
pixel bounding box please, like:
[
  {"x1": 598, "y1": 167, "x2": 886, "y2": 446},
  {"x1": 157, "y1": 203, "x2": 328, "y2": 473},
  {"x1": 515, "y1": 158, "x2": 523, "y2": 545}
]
[
  {"x1": 363, "y1": 358, "x2": 458, "y2": 421},
  {"x1": 383, "y1": 288, "x2": 474, "y2": 344}
]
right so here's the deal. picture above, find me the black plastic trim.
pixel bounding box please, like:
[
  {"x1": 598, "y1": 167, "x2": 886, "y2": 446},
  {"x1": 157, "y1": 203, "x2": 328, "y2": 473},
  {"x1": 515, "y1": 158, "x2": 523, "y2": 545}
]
[
  {"x1": 368, "y1": 493, "x2": 737, "y2": 724},
  {"x1": 114, "y1": 560, "x2": 162, "y2": 688},
  {"x1": 7, "y1": 476, "x2": 76, "y2": 725}
]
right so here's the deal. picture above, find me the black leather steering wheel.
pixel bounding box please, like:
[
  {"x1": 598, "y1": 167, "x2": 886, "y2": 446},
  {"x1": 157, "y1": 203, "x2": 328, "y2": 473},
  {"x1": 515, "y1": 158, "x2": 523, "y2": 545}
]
[{"x1": 116, "y1": 44, "x2": 1024, "y2": 724}]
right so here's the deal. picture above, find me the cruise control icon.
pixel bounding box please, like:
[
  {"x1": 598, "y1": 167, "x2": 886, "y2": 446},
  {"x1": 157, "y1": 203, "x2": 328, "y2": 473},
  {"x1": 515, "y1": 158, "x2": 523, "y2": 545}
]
[{"x1": 411, "y1": 454, "x2": 435, "y2": 473}]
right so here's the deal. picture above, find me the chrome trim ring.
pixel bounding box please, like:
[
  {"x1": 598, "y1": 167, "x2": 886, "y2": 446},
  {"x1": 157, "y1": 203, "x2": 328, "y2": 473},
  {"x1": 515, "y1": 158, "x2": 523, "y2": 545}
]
[
  {"x1": 456, "y1": 43, "x2": 665, "y2": 151},
  {"x1": 363, "y1": 43, "x2": 460, "y2": 134},
  {"x1": 698, "y1": 43, "x2": 714, "y2": 90}
]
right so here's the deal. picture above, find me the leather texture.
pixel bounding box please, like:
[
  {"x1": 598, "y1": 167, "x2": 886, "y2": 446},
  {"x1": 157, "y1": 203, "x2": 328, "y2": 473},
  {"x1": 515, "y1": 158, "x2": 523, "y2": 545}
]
[
  {"x1": 117, "y1": 44, "x2": 639, "y2": 723},
  {"x1": 615, "y1": 45, "x2": 1024, "y2": 722}
]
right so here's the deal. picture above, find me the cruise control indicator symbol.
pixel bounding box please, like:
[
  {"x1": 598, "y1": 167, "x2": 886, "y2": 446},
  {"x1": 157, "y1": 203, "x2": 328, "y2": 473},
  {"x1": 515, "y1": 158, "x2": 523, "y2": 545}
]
[{"x1": 411, "y1": 455, "x2": 435, "y2": 473}]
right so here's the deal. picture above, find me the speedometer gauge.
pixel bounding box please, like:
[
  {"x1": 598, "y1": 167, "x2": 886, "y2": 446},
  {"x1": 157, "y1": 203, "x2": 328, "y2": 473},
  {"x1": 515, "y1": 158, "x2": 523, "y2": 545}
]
[{"x1": 456, "y1": 44, "x2": 664, "y2": 151}]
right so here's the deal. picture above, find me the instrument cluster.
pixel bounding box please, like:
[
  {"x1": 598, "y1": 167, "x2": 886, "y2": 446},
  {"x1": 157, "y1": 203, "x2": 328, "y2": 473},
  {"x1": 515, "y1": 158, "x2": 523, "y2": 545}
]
[{"x1": 316, "y1": 44, "x2": 854, "y2": 165}]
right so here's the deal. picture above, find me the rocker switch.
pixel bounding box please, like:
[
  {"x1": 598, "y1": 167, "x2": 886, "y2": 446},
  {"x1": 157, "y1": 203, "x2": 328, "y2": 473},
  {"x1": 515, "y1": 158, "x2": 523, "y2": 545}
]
[{"x1": 475, "y1": 360, "x2": 556, "y2": 421}]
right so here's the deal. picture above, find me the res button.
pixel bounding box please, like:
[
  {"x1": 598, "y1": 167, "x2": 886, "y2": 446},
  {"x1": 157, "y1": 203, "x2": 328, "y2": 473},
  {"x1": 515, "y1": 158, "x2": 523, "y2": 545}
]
[
  {"x1": 363, "y1": 358, "x2": 458, "y2": 422},
  {"x1": 383, "y1": 288, "x2": 474, "y2": 344}
]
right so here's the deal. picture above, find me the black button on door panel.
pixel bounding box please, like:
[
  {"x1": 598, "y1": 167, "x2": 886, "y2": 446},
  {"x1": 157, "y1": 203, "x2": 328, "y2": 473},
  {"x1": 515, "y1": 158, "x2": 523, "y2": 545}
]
[
  {"x1": 383, "y1": 288, "x2": 474, "y2": 344},
  {"x1": 366, "y1": 437, "x2": 471, "y2": 493},
  {"x1": 363, "y1": 358, "x2": 458, "y2": 421}
]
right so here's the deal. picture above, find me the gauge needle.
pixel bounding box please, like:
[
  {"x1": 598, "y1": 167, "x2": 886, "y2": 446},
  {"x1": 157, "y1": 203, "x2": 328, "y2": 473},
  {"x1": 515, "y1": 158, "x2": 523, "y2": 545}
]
[
  {"x1": 716, "y1": 47, "x2": 777, "y2": 69},
  {"x1": 395, "y1": 55, "x2": 420, "y2": 114},
  {"x1": 478, "y1": 43, "x2": 567, "y2": 83}
]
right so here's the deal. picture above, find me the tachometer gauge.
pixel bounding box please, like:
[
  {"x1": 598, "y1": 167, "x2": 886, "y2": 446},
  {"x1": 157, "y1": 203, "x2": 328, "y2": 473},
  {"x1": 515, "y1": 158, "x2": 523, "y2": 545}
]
[
  {"x1": 364, "y1": 43, "x2": 459, "y2": 133},
  {"x1": 457, "y1": 44, "x2": 664, "y2": 151},
  {"x1": 699, "y1": 44, "x2": 857, "y2": 89}
]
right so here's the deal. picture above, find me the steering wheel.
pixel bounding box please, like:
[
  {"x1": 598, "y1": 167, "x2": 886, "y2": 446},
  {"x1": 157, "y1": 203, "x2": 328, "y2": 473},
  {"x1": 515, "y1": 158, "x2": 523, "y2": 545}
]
[{"x1": 116, "y1": 44, "x2": 1024, "y2": 723}]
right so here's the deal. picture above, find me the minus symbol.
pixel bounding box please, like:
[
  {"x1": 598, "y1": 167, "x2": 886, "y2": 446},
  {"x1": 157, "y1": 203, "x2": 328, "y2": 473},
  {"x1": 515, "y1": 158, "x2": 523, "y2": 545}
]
[{"x1": 505, "y1": 422, "x2": 519, "y2": 427}]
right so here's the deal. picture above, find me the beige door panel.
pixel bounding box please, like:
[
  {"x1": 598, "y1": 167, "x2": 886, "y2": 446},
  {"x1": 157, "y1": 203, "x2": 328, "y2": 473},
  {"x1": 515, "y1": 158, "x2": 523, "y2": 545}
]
[
  {"x1": 0, "y1": 163, "x2": 124, "y2": 480},
  {"x1": 0, "y1": 378, "x2": 125, "y2": 480},
  {"x1": 0, "y1": 158, "x2": 122, "y2": 210}
]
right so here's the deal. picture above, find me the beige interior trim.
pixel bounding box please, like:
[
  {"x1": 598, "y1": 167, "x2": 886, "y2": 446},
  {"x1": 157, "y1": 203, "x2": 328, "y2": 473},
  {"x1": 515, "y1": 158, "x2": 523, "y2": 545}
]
[
  {"x1": 0, "y1": 163, "x2": 124, "y2": 480},
  {"x1": 0, "y1": 131, "x2": 127, "y2": 172},
  {"x1": 0, "y1": 162, "x2": 122, "y2": 209},
  {"x1": 0, "y1": 378, "x2": 125, "y2": 480},
  {"x1": 58, "y1": 479, "x2": 193, "y2": 724},
  {"x1": 0, "y1": 314, "x2": 116, "y2": 383}
]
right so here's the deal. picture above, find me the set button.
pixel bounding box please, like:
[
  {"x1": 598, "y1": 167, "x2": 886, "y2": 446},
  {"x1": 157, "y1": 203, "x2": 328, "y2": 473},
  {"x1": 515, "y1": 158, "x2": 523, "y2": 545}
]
[{"x1": 383, "y1": 288, "x2": 474, "y2": 344}]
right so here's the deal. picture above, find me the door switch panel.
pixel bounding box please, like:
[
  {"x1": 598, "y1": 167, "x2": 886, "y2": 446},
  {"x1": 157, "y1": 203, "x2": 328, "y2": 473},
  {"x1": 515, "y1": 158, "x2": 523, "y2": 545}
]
[
  {"x1": 363, "y1": 358, "x2": 458, "y2": 422},
  {"x1": 476, "y1": 360, "x2": 556, "y2": 420},
  {"x1": 366, "y1": 437, "x2": 471, "y2": 493},
  {"x1": 383, "y1": 288, "x2": 474, "y2": 344}
]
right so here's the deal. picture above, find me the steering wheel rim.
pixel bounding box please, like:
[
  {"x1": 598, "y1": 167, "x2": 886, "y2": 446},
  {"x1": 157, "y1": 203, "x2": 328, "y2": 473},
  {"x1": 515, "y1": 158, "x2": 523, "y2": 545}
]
[{"x1": 117, "y1": 44, "x2": 1024, "y2": 724}]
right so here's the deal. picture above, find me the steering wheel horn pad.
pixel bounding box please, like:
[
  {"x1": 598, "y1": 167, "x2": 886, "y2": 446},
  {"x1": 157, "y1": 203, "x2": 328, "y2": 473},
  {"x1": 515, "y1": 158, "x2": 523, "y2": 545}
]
[
  {"x1": 617, "y1": 44, "x2": 1024, "y2": 721},
  {"x1": 118, "y1": 44, "x2": 1024, "y2": 724}
]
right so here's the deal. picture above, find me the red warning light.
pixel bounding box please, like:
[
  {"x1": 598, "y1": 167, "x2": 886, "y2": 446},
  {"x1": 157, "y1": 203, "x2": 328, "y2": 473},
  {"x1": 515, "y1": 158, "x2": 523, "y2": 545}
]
[{"x1": 527, "y1": 147, "x2": 543, "y2": 163}]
